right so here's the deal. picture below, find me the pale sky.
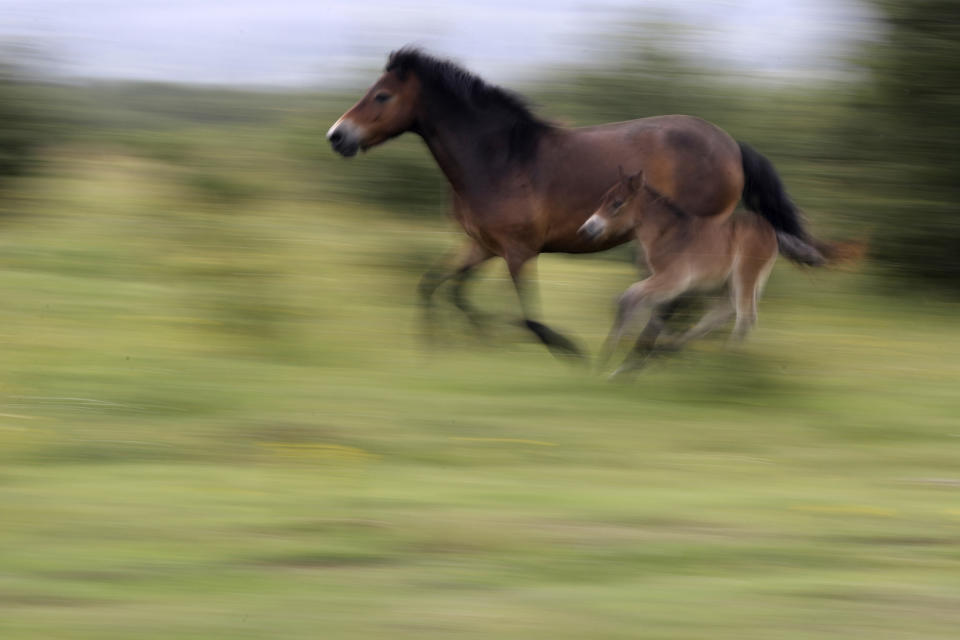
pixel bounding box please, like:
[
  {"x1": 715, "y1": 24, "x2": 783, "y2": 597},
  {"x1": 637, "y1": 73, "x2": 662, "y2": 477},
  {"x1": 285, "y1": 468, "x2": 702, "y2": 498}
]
[{"x1": 1, "y1": 0, "x2": 874, "y2": 86}]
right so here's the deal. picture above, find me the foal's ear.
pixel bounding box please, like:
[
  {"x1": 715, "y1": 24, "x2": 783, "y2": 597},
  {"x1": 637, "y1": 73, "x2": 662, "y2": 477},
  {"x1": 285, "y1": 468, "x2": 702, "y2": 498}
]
[{"x1": 626, "y1": 171, "x2": 643, "y2": 193}]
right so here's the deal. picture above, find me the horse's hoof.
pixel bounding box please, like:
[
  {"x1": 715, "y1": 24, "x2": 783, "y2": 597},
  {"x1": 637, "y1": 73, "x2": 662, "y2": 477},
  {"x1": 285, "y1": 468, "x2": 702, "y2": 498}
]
[{"x1": 522, "y1": 319, "x2": 588, "y2": 364}]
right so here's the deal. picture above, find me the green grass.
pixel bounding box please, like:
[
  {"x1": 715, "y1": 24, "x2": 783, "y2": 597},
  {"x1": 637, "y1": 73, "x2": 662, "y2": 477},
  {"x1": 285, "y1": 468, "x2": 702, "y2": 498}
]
[{"x1": 1, "y1": 148, "x2": 959, "y2": 639}]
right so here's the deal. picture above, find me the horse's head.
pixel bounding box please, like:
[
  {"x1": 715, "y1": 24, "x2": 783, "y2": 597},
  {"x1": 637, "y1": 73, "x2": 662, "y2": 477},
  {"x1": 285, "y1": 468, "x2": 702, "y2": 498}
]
[
  {"x1": 578, "y1": 168, "x2": 643, "y2": 241},
  {"x1": 327, "y1": 54, "x2": 423, "y2": 157}
]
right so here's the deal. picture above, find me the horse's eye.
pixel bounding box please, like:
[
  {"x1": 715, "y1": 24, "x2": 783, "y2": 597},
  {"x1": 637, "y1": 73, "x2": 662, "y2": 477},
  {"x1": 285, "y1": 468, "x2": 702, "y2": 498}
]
[
  {"x1": 612, "y1": 200, "x2": 623, "y2": 210},
  {"x1": 374, "y1": 92, "x2": 391, "y2": 103}
]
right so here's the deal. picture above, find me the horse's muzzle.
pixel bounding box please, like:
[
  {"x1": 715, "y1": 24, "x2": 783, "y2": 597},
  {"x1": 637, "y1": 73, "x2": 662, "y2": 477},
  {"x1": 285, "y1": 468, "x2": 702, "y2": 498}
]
[
  {"x1": 327, "y1": 122, "x2": 361, "y2": 158},
  {"x1": 578, "y1": 216, "x2": 606, "y2": 241}
]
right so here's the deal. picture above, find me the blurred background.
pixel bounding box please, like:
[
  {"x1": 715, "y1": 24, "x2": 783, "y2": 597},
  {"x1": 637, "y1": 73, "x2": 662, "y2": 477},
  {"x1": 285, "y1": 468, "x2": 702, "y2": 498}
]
[{"x1": 1, "y1": 1, "x2": 958, "y2": 638}]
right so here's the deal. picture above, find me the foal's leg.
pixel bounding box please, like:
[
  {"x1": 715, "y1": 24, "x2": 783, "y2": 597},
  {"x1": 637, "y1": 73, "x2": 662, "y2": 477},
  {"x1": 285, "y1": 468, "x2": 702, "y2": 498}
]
[
  {"x1": 728, "y1": 255, "x2": 775, "y2": 344},
  {"x1": 504, "y1": 249, "x2": 584, "y2": 359},
  {"x1": 730, "y1": 288, "x2": 758, "y2": 343},
  {"x1": 600, "y1": 273, "x2": 688, "y2": 375},
  {"x1": 630, "y1": 296, "x2": 690, "y2": 354},
  {"x1": 419, "y1": 240, "x2": 493, "y2": 339},
  {"x1": 598, "y1": 299, "x2": 682, "y2": 373},
  {"x1": 665, "y1": 295, "x2": 735, "y2": 348}
]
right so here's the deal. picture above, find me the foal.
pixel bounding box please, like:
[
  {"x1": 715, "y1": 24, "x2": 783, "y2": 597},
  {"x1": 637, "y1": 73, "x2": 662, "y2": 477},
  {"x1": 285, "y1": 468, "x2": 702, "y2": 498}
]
[{"x1": 579, "y1": 170, "x2": 839, "y2": 374}]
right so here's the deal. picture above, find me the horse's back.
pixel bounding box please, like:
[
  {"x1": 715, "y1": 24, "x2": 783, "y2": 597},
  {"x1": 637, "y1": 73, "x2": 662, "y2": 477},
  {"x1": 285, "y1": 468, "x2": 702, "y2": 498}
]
[
  {"x1": 547, "y1": 115, "x2": 743, "y2": 222},
  {"x1": 627, "y1": 116, "x2": 743, "y2": 221}
]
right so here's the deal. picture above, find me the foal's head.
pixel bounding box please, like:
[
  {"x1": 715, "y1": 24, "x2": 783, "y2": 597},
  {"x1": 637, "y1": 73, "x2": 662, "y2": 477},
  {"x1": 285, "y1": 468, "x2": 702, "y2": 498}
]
[
  {"x1": 578, "y1": 169, "x2": 644, "y2": 242},
  {"x1": 327, "y1": 52, "x2": 424, "y2": 157}
]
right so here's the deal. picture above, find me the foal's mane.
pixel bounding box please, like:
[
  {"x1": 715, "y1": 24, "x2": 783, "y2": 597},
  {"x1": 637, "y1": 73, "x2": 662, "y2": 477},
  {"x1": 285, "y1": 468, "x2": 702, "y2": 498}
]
[
  {"x1": 642, "y1": 182, "x2": 690, "y2": 220},
  {"x1": 386, "y1": 48, "x2": 551, "y2": 160}
]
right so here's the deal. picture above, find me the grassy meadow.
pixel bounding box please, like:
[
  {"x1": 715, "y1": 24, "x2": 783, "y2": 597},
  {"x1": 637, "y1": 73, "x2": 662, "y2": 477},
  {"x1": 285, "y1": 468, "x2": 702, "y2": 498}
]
[{"x1": 0, "y1": 105, "x2": 959, "y2": 639}]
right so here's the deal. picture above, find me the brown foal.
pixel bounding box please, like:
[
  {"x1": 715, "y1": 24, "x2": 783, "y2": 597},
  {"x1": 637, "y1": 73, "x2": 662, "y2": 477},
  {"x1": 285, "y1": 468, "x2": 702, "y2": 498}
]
[{"x1": 579, "y1": 170, "x2": 852, "y2": 375}]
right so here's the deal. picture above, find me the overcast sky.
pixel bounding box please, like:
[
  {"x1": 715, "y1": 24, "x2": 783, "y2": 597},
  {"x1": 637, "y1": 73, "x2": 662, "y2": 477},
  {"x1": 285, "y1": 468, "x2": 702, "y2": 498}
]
[{"x1": 2, "y1": 0, "x2": 874, "y2": 87}]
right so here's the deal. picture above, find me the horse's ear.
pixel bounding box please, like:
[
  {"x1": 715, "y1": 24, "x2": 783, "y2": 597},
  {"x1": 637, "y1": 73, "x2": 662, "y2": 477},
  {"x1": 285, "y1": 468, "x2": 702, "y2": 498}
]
[
  {"x1": 626, "y1": 170, "x2": 643, "y2": 192},
  {"x1": 617, "y1": 165, "x2": 625, "y2": 181}
]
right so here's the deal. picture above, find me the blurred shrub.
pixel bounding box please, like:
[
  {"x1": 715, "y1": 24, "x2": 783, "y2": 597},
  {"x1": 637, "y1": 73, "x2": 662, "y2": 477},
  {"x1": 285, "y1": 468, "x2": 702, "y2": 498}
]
[
  {"x1": 346, "y1": 142, "x2": 448, "y2": 217},
  {"x1": 162, "y1": 204, "x2": 298, "y2": 344},
  {"x1": 78, "y1": 82, "x2": 297, "y2": 128},
  {"x1": 116, "y1": 131, "x2": 195, "y2": 164},
  {"x1": 323, "y1": 139, "x2": 447, "y2": 218},
  {"x1": 0, "y1": 51, "x2": 50, "y2": 183},
  {"x1": 536, "y1": 22, "x2": 747, "y2": 128},
  {"x1": 843, "y1": 1, "x2": 960, "y2": 293},
  {"x1": 184, "y1": 170, "x2": 260, "y2": 207},
  {"x1": 287, "y1": 109, "x2": 448, "y2": 218}
]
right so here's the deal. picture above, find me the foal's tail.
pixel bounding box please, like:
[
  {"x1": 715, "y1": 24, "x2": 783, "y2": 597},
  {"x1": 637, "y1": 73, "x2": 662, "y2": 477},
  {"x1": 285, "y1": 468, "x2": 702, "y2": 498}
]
[{"x1": 738, "y1": 142, "x2": 863, "y2": 267}]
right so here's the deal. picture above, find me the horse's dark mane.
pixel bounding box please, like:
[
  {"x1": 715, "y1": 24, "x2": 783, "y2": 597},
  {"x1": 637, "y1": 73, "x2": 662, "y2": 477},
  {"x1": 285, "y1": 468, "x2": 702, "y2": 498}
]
[{"x1": 386, "y1": 47, "x2": 551, "y2": 161}]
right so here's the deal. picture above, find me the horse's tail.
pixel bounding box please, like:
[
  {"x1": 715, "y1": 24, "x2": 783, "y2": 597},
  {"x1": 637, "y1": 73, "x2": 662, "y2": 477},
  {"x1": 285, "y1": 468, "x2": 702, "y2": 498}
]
[
  {"x1": 774, "y1": 231, "x2": 865, "y2": 267},
  {"x1": 739, "y1": 141, "x2": 864, "y2": 267}
]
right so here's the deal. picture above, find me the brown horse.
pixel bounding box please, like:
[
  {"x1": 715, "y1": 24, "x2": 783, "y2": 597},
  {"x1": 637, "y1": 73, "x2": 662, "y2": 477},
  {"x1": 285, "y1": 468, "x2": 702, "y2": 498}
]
[
  {"x1": 327, "y1": 48, "x2": 831, "y2": 358},
  {"x1": 580, "y1": 169, "x2": 851, "y2": 375}
]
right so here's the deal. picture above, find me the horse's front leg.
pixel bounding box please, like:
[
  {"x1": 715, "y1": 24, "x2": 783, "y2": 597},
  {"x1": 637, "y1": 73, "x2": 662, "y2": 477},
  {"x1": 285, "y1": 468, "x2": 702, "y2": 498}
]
[
  {"x1": 503, "y1": 248, "x2": 585, "y2": 361},
  {"x1": 418, "y1": 240, "x2": 493, "y2": 342}
]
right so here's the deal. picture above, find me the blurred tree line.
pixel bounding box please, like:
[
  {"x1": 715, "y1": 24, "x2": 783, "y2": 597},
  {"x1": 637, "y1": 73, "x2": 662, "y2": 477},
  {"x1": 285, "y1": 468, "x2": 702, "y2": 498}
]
[
  {"x1": 846, "y1": 0, "x2": 960, "y2": 290},
  {"x1": 0, "y1": 50, "x2": 50, "y2": 182},
  {"x1": 1, "y1": 0, "x2": 958, "y2": 292}
]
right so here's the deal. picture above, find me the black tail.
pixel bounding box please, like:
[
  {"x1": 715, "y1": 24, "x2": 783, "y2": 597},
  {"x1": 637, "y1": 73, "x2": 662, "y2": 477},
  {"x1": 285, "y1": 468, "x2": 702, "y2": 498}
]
[
  {"x1": 775, "y1": 231, "x2": 827, "y2": 266},
  {"x1": 738, "y1": 141, "x2": 829, "y2": 266}
]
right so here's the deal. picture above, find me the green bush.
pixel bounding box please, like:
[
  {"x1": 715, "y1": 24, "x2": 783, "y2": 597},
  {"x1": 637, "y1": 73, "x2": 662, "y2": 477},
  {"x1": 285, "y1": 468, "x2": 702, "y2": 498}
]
[
  {"x1": 0, "y1": 55, "x2": 46, "y2": 182},
  {"x1": 843, "y1": 1, "x2": 960, "y2": 293}
]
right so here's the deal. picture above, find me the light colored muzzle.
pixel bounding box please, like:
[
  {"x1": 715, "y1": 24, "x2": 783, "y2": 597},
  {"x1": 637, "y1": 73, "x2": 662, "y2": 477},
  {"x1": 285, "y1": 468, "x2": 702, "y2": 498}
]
[
  {"x1": 578, "y1": 214, "x2": 608, "y2": 241},
  {"x1": 327, "y1": 118, "x2": 365, "y2": 157}
]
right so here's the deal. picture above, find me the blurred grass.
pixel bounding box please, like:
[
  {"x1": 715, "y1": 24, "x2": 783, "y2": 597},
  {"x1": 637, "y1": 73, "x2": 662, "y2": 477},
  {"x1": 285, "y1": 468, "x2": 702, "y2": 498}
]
[{"x1": 0, "y1": 133, "x2": 959, "y2": 640}]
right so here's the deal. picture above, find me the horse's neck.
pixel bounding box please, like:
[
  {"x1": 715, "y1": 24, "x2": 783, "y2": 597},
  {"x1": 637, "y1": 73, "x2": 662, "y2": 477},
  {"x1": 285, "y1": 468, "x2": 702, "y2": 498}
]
[{"x1": 417, "y1": 112, "x2": 531, "y2": 199}]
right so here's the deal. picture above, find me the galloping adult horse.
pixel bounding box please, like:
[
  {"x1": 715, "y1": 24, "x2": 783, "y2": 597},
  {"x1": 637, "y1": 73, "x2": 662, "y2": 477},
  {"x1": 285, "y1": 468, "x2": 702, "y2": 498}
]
[{"x1": 327, "y1": 48, "x2": 824, "y2": 358}]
